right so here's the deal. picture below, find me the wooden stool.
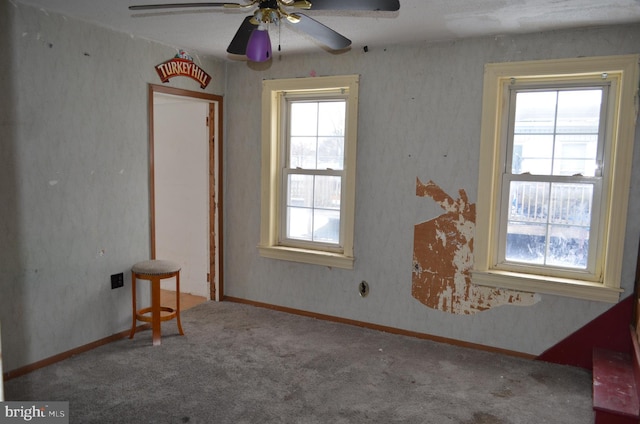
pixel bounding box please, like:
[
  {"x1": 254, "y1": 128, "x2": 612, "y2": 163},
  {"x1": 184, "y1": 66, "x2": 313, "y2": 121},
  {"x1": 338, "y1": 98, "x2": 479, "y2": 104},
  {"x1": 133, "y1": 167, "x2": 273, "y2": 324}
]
[{"x1": 129, "y1": 259, "x2": 184, "y2": 346}]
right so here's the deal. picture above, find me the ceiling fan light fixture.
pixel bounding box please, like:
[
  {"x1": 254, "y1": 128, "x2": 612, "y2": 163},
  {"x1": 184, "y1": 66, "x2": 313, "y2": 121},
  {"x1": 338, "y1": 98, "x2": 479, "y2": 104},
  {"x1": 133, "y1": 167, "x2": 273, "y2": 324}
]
[
  {"x1": 291, "y1": 0, "x2": 312, "y2": 9},
  {"x1": 246, "y1": 24, "x2": 272, "y2": 62},
  {"x1": 286, "y1": 13, "x2": 301, "y2": 23}
]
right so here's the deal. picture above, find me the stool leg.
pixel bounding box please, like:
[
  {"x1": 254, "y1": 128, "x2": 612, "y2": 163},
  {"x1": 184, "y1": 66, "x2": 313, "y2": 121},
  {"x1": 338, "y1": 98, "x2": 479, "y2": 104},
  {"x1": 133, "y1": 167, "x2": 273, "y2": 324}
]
[
  {"x1": 129, "y1": 271, "x2": 137, "y2": 339},
  {"x1": 151, "y1": 276, "x2": 162, "y2": 346},
  {"x1": 175, "y1": 271, "x2": 184, "y2": 336}
]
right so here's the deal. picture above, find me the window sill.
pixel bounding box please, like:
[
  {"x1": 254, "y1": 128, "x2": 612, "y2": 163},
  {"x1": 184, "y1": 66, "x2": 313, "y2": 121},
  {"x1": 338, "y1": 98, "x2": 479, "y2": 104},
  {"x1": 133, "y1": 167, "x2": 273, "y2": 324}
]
[
  {"x1": 258, "y1": 245, "x2": 354, "y2": 269},
  {"x1": 471, "y1": 270, "x2": 623, "y2": 303}
]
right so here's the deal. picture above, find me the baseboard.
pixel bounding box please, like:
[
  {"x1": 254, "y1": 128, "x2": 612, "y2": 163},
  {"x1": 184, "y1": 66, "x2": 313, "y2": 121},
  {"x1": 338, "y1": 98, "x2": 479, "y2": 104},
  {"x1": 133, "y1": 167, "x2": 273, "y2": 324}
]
[
  {"x1": 2, "y1": 324, "x2": 150, "y2": 381},
  {"x1": 223, "y1": 296, "x2": 536, "y2": 360},
  {"x1": 4, "y1": 295, "x2": 540, "y2": 383}
]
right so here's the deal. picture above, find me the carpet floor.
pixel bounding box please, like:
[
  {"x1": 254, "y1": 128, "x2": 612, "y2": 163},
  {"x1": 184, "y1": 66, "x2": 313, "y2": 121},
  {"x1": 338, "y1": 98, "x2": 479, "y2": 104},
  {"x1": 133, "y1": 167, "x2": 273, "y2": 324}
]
[{"x1": 4, "y1": 301, "x2": 594, "y2": 424}]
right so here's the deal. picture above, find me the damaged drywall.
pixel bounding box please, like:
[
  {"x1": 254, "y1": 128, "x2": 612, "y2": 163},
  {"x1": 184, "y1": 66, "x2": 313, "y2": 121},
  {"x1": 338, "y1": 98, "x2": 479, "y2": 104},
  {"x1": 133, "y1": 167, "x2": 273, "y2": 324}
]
[{"x1": 412, "y1": 179, "x2": 539, "y2": 314}]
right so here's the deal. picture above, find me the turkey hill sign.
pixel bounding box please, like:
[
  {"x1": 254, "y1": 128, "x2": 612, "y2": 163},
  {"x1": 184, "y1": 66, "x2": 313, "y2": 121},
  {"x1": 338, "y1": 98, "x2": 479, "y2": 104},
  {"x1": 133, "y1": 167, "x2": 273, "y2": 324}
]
[{"x1": 155, "y1": 50, "x2": 211, "y2": 89}]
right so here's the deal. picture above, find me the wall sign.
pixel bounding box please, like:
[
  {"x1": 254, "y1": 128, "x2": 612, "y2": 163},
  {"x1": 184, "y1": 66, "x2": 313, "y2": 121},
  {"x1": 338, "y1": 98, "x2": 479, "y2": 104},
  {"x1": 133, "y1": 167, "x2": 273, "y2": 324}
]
[{"x1": 155, "y1": 50, "x2": 212, "y2": 89}]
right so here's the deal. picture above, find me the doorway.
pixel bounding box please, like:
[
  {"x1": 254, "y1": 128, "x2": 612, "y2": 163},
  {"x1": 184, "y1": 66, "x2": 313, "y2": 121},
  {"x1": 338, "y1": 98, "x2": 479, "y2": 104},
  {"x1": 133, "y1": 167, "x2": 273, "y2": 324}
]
[{"x1": 148, "y1": 84, "x2": 223, "y2": 301}]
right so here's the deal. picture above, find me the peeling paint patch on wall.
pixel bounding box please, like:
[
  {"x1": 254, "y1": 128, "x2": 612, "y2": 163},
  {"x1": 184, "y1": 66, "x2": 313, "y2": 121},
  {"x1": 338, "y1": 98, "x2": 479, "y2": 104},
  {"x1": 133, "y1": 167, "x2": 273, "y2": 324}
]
[{"x1": 412, "y1": 179, "x2": 539, "y2": 314}]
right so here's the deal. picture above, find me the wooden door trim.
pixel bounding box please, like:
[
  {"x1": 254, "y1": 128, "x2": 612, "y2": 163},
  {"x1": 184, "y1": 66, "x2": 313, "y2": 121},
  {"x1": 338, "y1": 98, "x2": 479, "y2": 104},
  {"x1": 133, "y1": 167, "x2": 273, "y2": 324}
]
[{"x1": 148, "y1": 84, "x2": 224, "y2": 300}]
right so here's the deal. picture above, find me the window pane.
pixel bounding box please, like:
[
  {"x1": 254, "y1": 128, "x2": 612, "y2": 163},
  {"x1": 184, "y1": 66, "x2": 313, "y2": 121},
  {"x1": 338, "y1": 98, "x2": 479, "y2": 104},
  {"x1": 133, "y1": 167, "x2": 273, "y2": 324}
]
[
  {"x1": 506, "y1": 180, "x2": 549, "y2": 264},
  {"x1": 556, "y1": 90, "x2": 602, "y2": 134},
  {"x1": 313, "y1": 209, "x2": 340, "y2": 243},
  {"x1": 290, "y1": 137, "x2": 317, "y2": 168},
  {"x1": 553, "y1": 135, "x2": 598, "y2": 176},
  {"x1": 317, "y1": 137, "x2": 344, "y2": 170},
  {"x1": 287, "y1": 174, "x2": 313, "y2": 207},
  {"x1": 547, "y1": 224, "x2": 589, "y2": 269},
  {"x1": 314, "y1": 176, "x2": 341, "y2": 210},
  {"x1": 318, "y1": 101, "x2": 345, "y2": 136},
  {"x1": 512, "y1": 135, "x2": 554, "y2": 174},
  {"x1": 290, "y1": 102, "x2": 318, "y2": 136},
  {"x1": 514, "y1": 91, "x2": 558, "y2": 134},
  {"x1": 508, "y1": 181, "x2": 549, "y2": 223},
  {"x1": 505, "y1": 222, "x2": 547, "y2": 265},
  {"x1": 549, "y1": 183, "x2": 593, "y2": 227},
  {"x1": 287, "y1": 207, "x2": 312, "y2": 241}
]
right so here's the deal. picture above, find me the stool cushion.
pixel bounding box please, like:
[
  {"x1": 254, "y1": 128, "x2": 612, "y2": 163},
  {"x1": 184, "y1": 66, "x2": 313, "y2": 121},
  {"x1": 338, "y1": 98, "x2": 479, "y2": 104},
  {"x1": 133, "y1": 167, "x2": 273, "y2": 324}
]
[{"x1": 132, "y1": 259, "x2": 181, "y2": 275}]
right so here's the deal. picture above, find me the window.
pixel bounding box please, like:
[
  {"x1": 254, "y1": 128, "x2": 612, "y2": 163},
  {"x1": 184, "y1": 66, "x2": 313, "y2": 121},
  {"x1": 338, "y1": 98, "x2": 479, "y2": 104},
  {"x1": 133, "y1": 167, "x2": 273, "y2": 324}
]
[
  {"x1": 259, "y1": 75, "x2": 359, "y2": 268},
  {"x1": 501, "y1": 87, "x2": 605, "y2": 275},
  {"x1": 473, "y1": 55, "x2": 639, "y2": 302},
  {"x1": 285, "y1": 99, "x2": 345, "y2": 247}
]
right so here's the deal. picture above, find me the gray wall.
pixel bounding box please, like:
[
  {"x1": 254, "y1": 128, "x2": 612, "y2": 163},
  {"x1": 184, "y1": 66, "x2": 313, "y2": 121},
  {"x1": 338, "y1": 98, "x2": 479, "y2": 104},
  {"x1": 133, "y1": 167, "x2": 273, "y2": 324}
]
[
  {"x1": 0, "y1": 1, "x2": 225, "y2": 372},
  {"x1": 223, "y1": 24, "x2": 640, "y2": 355},
  {"x1": 2, "y1": 0, "x2": 639, "y2": 373}
]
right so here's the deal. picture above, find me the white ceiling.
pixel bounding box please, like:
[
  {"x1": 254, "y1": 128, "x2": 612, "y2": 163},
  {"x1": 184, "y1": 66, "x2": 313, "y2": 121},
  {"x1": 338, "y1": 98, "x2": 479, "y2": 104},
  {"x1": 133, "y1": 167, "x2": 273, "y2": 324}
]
[{"x1": 14, "y1": 0, "x2": 640, "y2": 61}]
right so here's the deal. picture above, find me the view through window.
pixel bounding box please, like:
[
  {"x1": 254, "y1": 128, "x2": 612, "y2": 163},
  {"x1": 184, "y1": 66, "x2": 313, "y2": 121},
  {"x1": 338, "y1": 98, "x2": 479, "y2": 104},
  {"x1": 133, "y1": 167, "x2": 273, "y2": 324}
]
[
  {"x1": 502, "y1": 88, "x2": 604, "y2": 272},
  {"x1": 285, "y1": 100, "x2": 346, "y2": 246}
]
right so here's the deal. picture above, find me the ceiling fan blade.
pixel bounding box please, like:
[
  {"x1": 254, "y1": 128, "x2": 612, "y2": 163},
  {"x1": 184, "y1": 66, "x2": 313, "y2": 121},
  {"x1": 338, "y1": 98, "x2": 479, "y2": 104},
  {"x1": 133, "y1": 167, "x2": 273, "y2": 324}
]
[
  {"x1": 226, "y1": 15, "x2": 258, "y2": 55},
  {"x1": 293, "y1": 14, "x2": 351, "y2": 50},
  {"x1": 306, "y1": 0, "x2": 399, "y2": 11},
  {"x1": 129, "y1": 2, "x2": 238, "y2": 11}
]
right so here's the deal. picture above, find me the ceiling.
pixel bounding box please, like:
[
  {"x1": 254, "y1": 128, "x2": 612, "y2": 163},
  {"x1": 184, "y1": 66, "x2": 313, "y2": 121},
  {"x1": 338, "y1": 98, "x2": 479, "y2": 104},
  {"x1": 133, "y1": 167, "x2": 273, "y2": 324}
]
[{"x1": 14, "y1": 0, "x2": 640, "y2": 61}]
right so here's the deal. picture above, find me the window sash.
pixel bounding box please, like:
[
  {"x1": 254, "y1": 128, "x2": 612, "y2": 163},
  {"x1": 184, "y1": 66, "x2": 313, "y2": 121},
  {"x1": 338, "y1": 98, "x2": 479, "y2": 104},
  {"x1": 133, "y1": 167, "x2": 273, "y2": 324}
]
[
  {"x1": 505, "y1": 84, "x2": 609, "y2": 179},
  {"x1": 496, "y1": 173, "x2": 603, "y2": 280},
  {"x1": 280, "y1": 168, "x2": 345, "y2": 251}
]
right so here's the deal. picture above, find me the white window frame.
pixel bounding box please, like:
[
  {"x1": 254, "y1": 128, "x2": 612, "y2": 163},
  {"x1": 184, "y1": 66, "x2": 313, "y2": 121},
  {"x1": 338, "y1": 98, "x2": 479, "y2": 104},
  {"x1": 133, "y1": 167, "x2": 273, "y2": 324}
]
[
  {"x1": 472, "y1": 55, "x2": 639, "y2": 303},
  {"x1": 259, "y1": 75, "x2": 359, "y2": 269}
]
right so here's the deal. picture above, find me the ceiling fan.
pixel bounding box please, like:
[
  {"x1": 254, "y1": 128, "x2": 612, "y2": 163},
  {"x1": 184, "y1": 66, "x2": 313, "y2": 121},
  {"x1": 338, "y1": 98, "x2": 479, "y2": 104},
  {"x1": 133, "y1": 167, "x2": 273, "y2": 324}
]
[{"x1": 129, "y1": 0, "x2": 400, "y2": 62}]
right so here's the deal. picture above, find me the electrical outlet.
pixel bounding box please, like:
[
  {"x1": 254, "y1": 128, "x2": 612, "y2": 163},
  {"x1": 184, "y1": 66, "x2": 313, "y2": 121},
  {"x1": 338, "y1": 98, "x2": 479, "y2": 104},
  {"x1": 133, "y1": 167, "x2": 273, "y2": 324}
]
[{"x1": 111, "y1": 273, "x2": 124, "y2": 289}]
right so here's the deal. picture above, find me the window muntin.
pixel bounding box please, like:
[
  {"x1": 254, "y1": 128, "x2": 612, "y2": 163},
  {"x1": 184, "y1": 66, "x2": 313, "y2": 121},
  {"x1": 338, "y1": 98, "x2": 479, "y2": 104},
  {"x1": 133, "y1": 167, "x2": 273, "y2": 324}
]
[{"x1": 497, "y1": 86, "x2": 607, "y2": 277}]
